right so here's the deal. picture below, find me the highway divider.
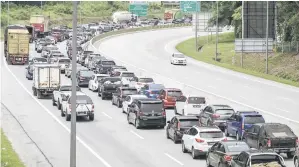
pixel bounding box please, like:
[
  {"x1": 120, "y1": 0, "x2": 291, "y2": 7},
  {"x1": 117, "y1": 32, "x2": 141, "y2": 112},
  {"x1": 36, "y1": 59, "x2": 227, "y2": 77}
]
[{"x1": 90, "y1": 23, "x2": 191, "y2": 45}]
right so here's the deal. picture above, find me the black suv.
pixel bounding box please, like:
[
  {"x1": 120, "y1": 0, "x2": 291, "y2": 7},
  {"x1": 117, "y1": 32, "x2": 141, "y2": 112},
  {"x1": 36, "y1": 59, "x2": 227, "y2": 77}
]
[
  {"x1": 166, "y1": 115, "x2": 199, "y2": 144},
  {"x1": 230, "y1": 150, "x2": 286, "y2": 167},
  {"x1": 127, "y1": 99, "x2": 166, "y2": 129},
  {"x1": 243, "y1": 123, "x2": 298, "y2": 158},
  {"x1": 111, "y1": 87, "x2": 138, "y2": 108},
  {"x1": 199, "y1": 104, "x2": 235, "y2": 131},
  {"x1": 98, "y1": 77, "x2": 122, "y2": 99},
  {"x1": 95, "y1": 59, "x2": 116, "y2": 74}
]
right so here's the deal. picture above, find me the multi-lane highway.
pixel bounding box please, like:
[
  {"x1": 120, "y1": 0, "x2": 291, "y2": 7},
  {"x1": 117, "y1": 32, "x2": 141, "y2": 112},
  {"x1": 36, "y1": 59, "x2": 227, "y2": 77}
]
[{"x1": 2, "y1": 27, "x2": 298, "y2": 167}]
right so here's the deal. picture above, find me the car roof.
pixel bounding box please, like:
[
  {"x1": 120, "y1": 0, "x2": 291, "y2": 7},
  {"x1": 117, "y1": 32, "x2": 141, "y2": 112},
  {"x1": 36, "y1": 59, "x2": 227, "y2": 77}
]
[
  {"x1": 136, "y1": 98, "x2": 162, "y2": 103},
  {"x1": 210, "y1": 104, "x2": 233, "y2": 109},
  {"x1": 94, "y1": 74, "x2": 109, "y2": 77},
  {"x1": 129, "y1": 95, "x2": 147, "y2": 98},
  {"x1": 237, "y1": 111, "x2": 261, "y2": 116},
  {"x1": 186, "y1": 95, "x2": 205, "y2": 98},
  {"x1": 164, "y1": 88, "x2": 182, "y2": 91},
  {"x1": 245, "y1": 149, "x2": 278, "y2": 155},
  {"x1": 193, "y1": 126, "x2": 221, "y2": 131}
]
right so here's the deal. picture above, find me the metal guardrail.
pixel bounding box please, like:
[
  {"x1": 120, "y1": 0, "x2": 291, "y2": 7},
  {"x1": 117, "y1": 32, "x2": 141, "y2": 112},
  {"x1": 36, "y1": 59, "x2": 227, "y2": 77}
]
[{"x1": 90, "y1": 23, "x2": 192, "y2": 45}]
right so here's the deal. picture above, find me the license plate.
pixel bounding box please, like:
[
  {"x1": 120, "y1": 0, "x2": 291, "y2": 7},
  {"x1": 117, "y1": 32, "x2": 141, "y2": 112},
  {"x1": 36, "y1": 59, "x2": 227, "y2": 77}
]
[
  {"x1": 208, "y1": 142, "x2": 215, "y2": 145},
  {"x1": 78, "y1": 111, "x2": 86, "y2": 114},
  {"x1": 193, "y1": 105, "x2": 200, "y2": 108}
]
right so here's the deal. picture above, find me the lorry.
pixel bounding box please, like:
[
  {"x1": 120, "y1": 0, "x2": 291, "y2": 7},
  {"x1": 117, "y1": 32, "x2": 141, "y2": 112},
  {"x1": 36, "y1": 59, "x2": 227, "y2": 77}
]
[
  {"x1": 25, "y1": 25, "x2": 35, "y2": 43},
  {"x1": 32, "y1": 64, "x2": 61, "y2": 99},
  {"x1": 4, "y1": 25, "x2": 30, "y2": 65},
  {"x1": 52, "y1": 85, "x2": 82, "y2": 110},
  {"x1": 30, "y1": 15, "x2": 49, "y2": 38}
]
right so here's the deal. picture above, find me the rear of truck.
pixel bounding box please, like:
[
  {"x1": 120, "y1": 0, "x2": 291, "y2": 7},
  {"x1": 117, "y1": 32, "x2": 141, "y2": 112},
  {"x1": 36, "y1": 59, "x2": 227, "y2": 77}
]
[
  {"x1": 6, "y1": 29, "x2": 30, "y2": 65},
  {"x1": 30, "y1": 15, "x2": 49, "y2": 37},
  {"x1": 33, "y1": 65, "x2": 61, "y2": 98}
]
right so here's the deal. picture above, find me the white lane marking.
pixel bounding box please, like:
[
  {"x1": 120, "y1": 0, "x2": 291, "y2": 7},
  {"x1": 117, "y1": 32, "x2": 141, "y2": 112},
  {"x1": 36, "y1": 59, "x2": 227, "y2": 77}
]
[
  {"x1": 164, "y1": 35, "x2": 299, "y2": 93},
  {"x1": 164, "y1": 153, "x2": 184, "y2": 166},
  {"x1": 129, "y1": 130, "x2": 145, "y2": 140},
  {"x1": 3, "y1": 58, "x2": 112, "y2": 167},
  {"x1": 91, "y1": 34, "x2": 299, "y2": 124},
  {"x1": 275, "y1": 108, "x2": 289, "y2": 113},
  {"x1": 102, "y1": 112, "x2": 113, "y2": 119}
]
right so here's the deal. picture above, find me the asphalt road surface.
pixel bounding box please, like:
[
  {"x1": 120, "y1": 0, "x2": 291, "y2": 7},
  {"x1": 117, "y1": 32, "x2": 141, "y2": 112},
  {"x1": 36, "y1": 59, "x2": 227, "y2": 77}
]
[{"x1": 1, "y1": 27, "x2": 298, "y2": 167}]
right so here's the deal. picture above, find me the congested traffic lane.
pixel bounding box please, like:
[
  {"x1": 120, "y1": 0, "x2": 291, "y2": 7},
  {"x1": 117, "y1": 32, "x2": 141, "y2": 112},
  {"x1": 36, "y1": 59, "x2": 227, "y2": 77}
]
[
  {"x1": 5, "y1": 41, "x2": 210, "y2": 167},
  {"x1": 94, "y1": 27, "x2": 299, "y2": 132}
]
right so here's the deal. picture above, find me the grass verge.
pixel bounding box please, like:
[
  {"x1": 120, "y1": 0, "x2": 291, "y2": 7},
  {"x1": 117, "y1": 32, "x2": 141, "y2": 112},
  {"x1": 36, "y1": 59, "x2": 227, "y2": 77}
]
[
  {"x1": 1, "y1": 129, "x2": 25, "y2": 167},
  {"x1": 176, "y1": 32, "x2": 299, "y2": 87}
]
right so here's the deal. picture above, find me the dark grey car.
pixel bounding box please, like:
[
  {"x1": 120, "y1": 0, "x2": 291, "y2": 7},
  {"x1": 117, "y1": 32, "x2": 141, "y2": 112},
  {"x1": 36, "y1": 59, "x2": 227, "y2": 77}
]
[
  {"x1": 199, "y1": 105, "x2": 235, "y2": 131},
  {"x1": 76, "y1": 70, "x2": 94, "y2": 87},
  {"x1": 206, "y1": 141, "x2": 250, "y2": 167}
]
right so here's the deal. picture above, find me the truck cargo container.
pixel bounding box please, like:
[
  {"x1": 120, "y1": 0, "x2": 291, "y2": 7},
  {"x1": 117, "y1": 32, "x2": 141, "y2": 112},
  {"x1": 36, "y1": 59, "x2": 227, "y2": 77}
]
[{"x1": 30, "y1": 15, "x2": 49, "y2": 37}]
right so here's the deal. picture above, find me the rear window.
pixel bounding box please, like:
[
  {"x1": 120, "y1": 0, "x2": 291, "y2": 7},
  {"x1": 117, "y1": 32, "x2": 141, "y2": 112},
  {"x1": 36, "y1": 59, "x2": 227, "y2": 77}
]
[
  {"x1": 225, "y1": 143, "x2": 250, "y2": 152},
  {"x1": 265, "y1": 124, "x2": 295, "y2": 137},
  {"x1": 141, "y1": 103, "x2": 163, "y2": 112},
  {"x1": 173, "y1": 54, "x2": 185, "y2": 58},
  {"x1": 102, "y1": 61, "x2": 115, "y2": 65},
  {"x1": 74, "y1": 95, "x2": 93, "y2": 104},
  {"x1": 122, "y1": 73, "x2": 135, "y2": 77},
  {"x1": 244, "y1": 115, "x2": 265, "y2": 124},
  {"x1": 80, "y1": 70, "x2": 94, "y2": 77},
  {"x1": 138, "y1": 78, "x2": 154, "y2": 83},
  {"x1": 59, "y1": 59, "x2": 70, "y2": 64},
  {"x1": 216, "y1": 109, "x2": 235, "y2": 115},
  {"x1": 167, "y1": 90, "x2": 182, "y2": 97},
  {"x1": 179, "y1": 119, "x2": 199, "y2": 127},
  {"x1": 200, "y1": 131, "x2": 223, "y2": 138},
  {"x1": 187, "y1": 97, "x2": 205, "y2": 104},
  {"x1": 122, "y1": 89, "x2": 138, "y2": 95},
  {"x1": 251, "y1": 155, "x2": 279, "y2": 163},
  {"x1": 149, "y1": 84, "x2": 165, "y2": 90}
]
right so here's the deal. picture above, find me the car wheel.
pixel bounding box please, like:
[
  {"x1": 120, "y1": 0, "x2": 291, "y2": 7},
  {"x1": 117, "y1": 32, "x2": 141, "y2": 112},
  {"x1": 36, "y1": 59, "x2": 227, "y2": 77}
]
[
  {"x1": 166, "y1": 129, "x2": 170, "y2": 139},
  {"x1": 52, "y1": 97, "x2": 56, "y2": 106},
  {"x1": 61, "y1": 108, "x2": 65, "y2": 117},
  {"x1": 33, "y1": 89, "x2": 37, "y2": 96},
  {"x1": 225, "y1": 128, "x2": 230, "y2": 137},
  {"x1": 181, "y1": 141, "x2": 187, "y2": 153},
  {"x1": 111, "y1": 99, "x2": 114, "y2": 105},
  {"x1": 287, "y1": 152, "x2": 294, "y2": 159},
  {"x1": 135, "y1": 119, "x2": 140, "y2": 129},
  {"x1": 66, "y1": 113, "x2": 71, "y2": 121},
  {"x1": 192, "y1": 147, "x2": 198, "y2": 159},
  {"x1": 89, "y1": 114, "x2": 94, "y2": 121},
  {"x1": 127, "y1": 114, "x2": 131, "y2": 124},
  {"x1": 57, "y1": 101, "x2": 61, "y2": 110},
  {"x1": 173, "y1": 133, "x2": 179, "y2": 144},
  {"x1": 88, "y1": 84, "x2": 91, "y2": 90},
  {"x1": 101, "y1": 94, "x2": 105, "y2": 100},
  {"x1": 295, "y1": 157, "x2": 299, "y2": 167},
  {"x1": 117, "y1": 100, "x2": 121, "y2": 108}
]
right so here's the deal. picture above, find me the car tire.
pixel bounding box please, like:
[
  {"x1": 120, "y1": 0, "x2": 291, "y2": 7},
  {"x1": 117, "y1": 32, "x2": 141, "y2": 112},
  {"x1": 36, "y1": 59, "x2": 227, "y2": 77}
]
[
  {"x1": 287, "y1": 152, "x2": 294, "y2": 159},
  {"x1": 111, "y1": 98, "x2": 114, "y2": 105},
  {"x1": 135, "y1": 119, "x2": 141, "y2": 129},
  {"x1": 89, "y1": 114, "x2": 94, "y2": 121},
  {"x1": 206, "y1": 158, "x2": 212, "y2": 167},
  {"x1": 166, "y1": 129, "x2": 170, "y2": 139},
  {"x1": 182, "y1": 141, "x2": 187, "y2": 153},
  {"x1": 101, "y1": 93, "x2": 105, "y2": 100},
  {"x1": 61, "y1": 108, "x2": 65, "y2": 117},
  {"x1": 192, "y1": 147, "x2": 198, "y2": 159},
  {"x1": 52, "y1": 97, "x2": 56, "y2": 106},
  {"x1": 37, "y1": 90, "x2": 42, "y2": 99},
  {"x1": 33, "y1": 88, "x2": 37, "y2": 96},
  {"x1": 295, "y1": 157, "x2": 298, "y2": 167},
  {"x1": 127, "y1": 114, "x2": 131, "y2": 124},
  {"x1": 225, "y1": 128, "x2": 230, "y2": 137},
  {"x1": 117, "y1": 100, "x2": 121, "y2": 108},
  {"x1": 173, "y1": 133, "x2": 179, "y2": 144},
  {"x1": 57, "y1": 101, "x2": 61, "y2": 110},
  {"x1": 66, "y1": 113, "x2": 71, "y2": 121}
]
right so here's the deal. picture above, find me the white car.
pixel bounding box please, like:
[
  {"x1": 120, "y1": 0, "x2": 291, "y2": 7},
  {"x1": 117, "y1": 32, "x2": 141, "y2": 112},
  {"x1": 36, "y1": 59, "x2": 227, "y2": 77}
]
[
  {"x1": 170, "y1": 53, "x2": 187, "y2": 65},
  {"x1": 135, "y1": 77, "x2": 154, "y2": 92},
  {"x1": 175, "y1": 95, "x2": 206, "y2": 116},
  {"x1": 122, "y1": 94, "x2": 148, "y2": 113},
  {"x1": 182, "y1": 126, "x2": 226, "y2": 159},
  {"x1": 61, "y1": 93, "x2": 94, "y2": 121},
  {"x1": 88, "y1": 74, "x2": 109, "y2": 92},
  {"x1": 55, "y1": 58, "x2": 71, "y2": 73}
]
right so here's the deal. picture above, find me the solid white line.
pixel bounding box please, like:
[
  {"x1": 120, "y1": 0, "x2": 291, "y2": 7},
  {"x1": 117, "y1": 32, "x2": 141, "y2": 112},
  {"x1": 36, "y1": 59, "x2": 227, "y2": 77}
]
[
  {"x1": 91, "y1": 34, "x2": 299, "y2": 124},
  {"x1": 3, "y1": 58, "x2": 112, "y2": 167},
  {"x1": 275, "y1": 108, "x2": 289, "y2": 113},
  {"x1": 164, "y1": 153, "x2": 184, "y2": 166},
  {"x1": 129, "y1": 130, "x2": 145, "y2": 140},
  {"x1": 102, "y1": 112, "x2": 113, "y2": 119}
]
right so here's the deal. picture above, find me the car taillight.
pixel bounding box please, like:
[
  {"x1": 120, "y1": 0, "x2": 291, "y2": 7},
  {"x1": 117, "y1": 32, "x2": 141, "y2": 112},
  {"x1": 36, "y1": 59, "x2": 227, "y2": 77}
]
[
  {"x1": 212, "y1": 114, "x2": 220, "y2": 118},
  {"x1": 224, "y1": 155, "x2": 232, "y2": 162},
  {"x1": 195, "y1": 138, "x2": 205, "y2": 143},
  {"x1": 267, "y1": 139, "x2": 271, "y2": 147},
  {"x1": 222, "y1": 138, "x2": 228, "y2": 141},
  {"x1": 92, "y1": 104, "x2": 94, "y2": 111},
  {"x1": 80, "y1": 76, "x2": 85, "y2": 80},
  {"x1": 177, "y1": 122, "x2": 181, "y2": 130}
]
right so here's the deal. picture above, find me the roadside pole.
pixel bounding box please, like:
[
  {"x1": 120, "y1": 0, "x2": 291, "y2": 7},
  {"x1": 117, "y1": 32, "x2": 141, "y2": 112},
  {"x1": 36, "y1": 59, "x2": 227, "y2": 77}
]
[
  {"x1": 70, "y1": 1, "x2": 78, "y2": 167},
  {"x1": 8, "y1": 1, "x2": 10, "y2": 25},
  {"x1": 241, "y1": 1, "x2": 244, "y2": 68},
  {"x1": 215, "y1": 1, "x2": 219, "y2": 61},
  {"x1": 195, "y1": 1, "x2": 198, "y2": 51},
  {"x1": 266, "y1": 1, "x2": 269, "y2": 74}
]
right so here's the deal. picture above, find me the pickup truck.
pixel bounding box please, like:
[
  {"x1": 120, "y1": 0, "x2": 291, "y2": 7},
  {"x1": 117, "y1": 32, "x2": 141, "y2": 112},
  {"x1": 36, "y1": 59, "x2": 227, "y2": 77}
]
[
  {"x1": 243, "y1": 123, "x2": 298, "y2": 158},
  {"x1": 98, "y1": 77, "x2": 122, "y2": 100},
  {"x1": 95, "y1": 59, "x2": 116, "y2": 74},
  {"x1": 230, "y1": 150, "x2": 286, "y2": 167},
  {"x1": 32, "y1": 64, "x2": 61, "y2": 99},
  {"x1": 52, "y1": 85, "x2": 82, "y2": 110}
]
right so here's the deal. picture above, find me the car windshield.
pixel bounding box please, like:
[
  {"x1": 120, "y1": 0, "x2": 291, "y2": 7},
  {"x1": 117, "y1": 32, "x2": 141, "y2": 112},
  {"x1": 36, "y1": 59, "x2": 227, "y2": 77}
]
[
  {"x1": 149, "y1": 84, "x2": 165, "y2": 90},
  {"x1": 138, "y1": 78, "x2": 154, "y2": 83},
  {"x1": 173, "y1": 54, "x2": 185, "y2": 58},
  {"x1": 59, "y1": 59, "x2": 71, "y2": 64},
  {"x1": 141, "y1": 103, "x2": 163, "y2": 112},
  {"x1": 179, "y1": 119, "x2": 199, "y2": 127},
  {"x1": 122, "y1": 89, "x2": 138, "y2": 95},
  {"x1": 199, "y1": 131, "x2": 223, "y2": 138},
  {"x1": 167, "y1": 90, "x2": 182, "y2": 97},
  {"x1": 33, "y1": 58, "x2": 47, "y2": 63},
  {"x1": 122, "y1": 73, "x2": 135, "y2": 77},
  {"x1": 225, "y1": 143, "x2": 250, "y2": 152},
  {"x1": 251, "y1": 155, "x2": 280, "y2": 164},
  {"x1": 244, "y1": 115, "x2": 265, "y2": 124},
  {"x1": 215, "y1": 109, "x2": 235, "y2": 115},
  {"x1": 102, "y1": 61, "x2": 115, "y2": 65},
  {"x1": 60, "y1": 86, "x2": 81, "y2": 91},
  {"x1": 74, "y1": 95, "x2": 93, "y2": 104},
  {"x1": 187, "y1": 97, "x2": 205, "y2": 104},
  {"x1": 80, "y1": 70, "x2": 94, "y2": 77}
]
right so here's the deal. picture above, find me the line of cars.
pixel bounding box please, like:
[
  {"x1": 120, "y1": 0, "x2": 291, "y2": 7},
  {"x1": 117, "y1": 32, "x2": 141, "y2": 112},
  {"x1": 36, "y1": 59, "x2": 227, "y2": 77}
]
[{"x1": 25, "y1": 22, "x2": 298, "y2": 167}]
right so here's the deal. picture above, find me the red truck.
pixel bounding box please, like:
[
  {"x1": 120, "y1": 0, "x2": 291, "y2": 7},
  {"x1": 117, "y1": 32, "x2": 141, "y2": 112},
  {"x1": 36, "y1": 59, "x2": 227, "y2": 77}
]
[{"x1": 30, "y1": 15, "x2": 49, "y2": 38}]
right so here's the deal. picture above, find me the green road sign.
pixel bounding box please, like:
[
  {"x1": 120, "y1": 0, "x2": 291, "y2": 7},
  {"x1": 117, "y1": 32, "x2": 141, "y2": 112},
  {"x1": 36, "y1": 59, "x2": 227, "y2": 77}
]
[
  {"x1": 180, "y1": 1, "x2": 200, "y2": 13},
  {"x1": 129, "y1": 4, "x2": 149, "y2": 16}
]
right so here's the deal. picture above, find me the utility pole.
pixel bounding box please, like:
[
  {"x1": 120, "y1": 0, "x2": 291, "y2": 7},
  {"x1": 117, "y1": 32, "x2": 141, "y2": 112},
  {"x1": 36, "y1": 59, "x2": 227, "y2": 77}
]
[
  {"x1": 70, "y1": 1, "x2": 78, "y2": 167},
  {"x1": 195, "y1": 1, "x2": 198, "y2": 51},
  {"x1": 266, "y1": 1, "x2": 269, "y2": 74},
  {"x1": 41, "y1": 1, "x2": 43, "y2": 13},
  {"x1": 241, "y1": 1, "x2": 244, "y2": 68},
  {"x1": 8, "y1": 1, "x2": 10, "y2": 25},
  {"x1": 215, "y1": 1, "x2": 219, "y2": 61}
]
